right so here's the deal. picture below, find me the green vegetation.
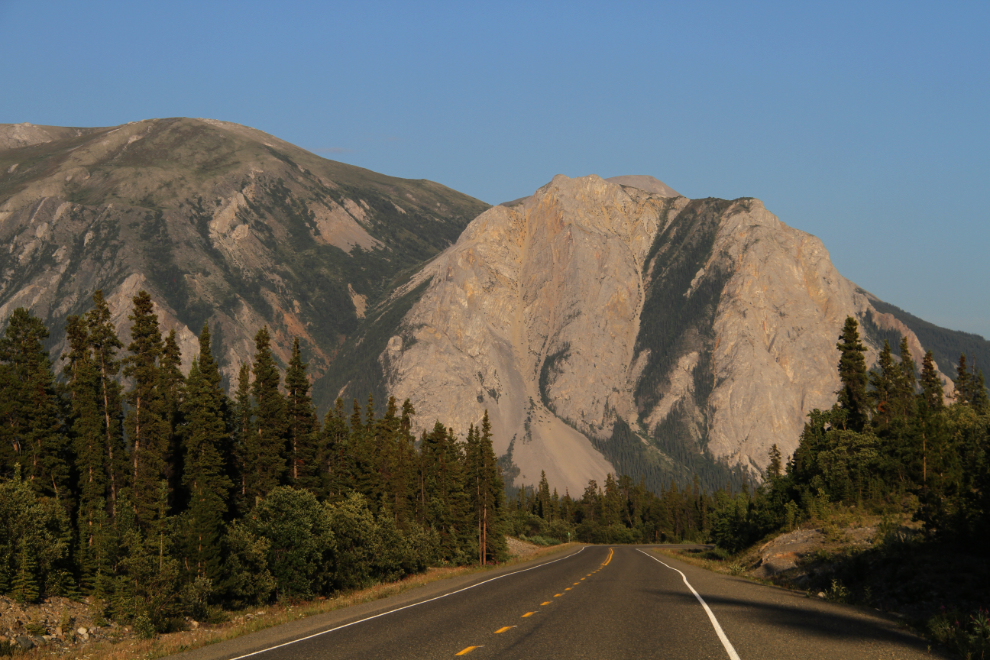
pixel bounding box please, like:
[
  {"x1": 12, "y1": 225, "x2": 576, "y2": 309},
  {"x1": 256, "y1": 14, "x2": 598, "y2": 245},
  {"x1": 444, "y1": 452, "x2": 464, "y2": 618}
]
[
  {"x1": 869, "y1": 297, "x2": 990, "y2": 375},
  {"x1": 0, "y1": 294, "x2": 506, "y2": 634}
]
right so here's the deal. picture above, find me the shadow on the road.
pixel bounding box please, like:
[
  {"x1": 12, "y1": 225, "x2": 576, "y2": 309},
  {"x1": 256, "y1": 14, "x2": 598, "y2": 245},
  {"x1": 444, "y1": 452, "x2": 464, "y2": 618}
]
[{"x1": 640, "y1": 583, "x2": 951, "y2": 657}]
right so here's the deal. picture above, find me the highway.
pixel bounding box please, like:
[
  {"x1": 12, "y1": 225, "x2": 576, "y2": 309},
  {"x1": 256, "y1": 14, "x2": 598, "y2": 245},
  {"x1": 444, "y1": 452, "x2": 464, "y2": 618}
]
[{"x1": 170, "y1": 545, "x2": 949, "y2": 659}]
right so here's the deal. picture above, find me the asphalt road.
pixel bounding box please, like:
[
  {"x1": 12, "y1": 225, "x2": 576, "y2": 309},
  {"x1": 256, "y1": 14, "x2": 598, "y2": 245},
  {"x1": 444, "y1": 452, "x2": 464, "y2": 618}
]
[{"x1": 171, "y1": 545, "x2": 950, "y2": 659}]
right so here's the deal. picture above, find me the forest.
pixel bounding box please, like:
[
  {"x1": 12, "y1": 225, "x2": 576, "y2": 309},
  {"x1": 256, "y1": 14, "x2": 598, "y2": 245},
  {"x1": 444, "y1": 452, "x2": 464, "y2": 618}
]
[
  {"x1": 0, "y1": 291, "x2": 505, "y2": 634},
  {"x1": 2, "y1": 291, "x2": 988, "y2": 641}
]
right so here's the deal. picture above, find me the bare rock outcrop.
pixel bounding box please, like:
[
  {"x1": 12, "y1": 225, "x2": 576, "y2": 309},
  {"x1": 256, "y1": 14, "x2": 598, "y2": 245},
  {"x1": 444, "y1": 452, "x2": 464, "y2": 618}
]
[{"x1": 383, "y1": 175, "x2": 952, "y2": 492}]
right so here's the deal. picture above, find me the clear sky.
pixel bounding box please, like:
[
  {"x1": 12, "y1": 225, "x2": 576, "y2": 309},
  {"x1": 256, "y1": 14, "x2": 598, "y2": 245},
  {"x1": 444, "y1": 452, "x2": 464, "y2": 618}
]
[{"x1": 2, "y1": 1, "x2": 988, "y2": 339}]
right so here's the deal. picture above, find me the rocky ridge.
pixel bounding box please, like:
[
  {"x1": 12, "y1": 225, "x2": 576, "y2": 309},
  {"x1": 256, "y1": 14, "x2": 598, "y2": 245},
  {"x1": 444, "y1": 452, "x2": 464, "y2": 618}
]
[
  {"x1": 379, "y1": 174, "x2": 957, "y2": 494},
  {"x1": 0, "y1": 118, "x2": 488, "y2": 386}
]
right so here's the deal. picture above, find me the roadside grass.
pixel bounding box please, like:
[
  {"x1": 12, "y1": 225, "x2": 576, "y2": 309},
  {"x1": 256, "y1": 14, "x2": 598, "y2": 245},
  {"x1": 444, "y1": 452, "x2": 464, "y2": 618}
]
[{"x1": 15, "y1": 543, "x2": 582, "y2": 660}]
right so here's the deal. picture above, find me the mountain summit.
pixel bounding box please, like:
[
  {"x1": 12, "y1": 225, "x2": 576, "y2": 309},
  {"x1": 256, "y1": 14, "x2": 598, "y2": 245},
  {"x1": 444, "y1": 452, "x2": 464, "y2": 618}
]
[
  {"x1": 373, "y1": 173, "x2": 969, "y2": 493},
  {"x1": 0, "y1": 117, "x2": 488, "y2": 383}
]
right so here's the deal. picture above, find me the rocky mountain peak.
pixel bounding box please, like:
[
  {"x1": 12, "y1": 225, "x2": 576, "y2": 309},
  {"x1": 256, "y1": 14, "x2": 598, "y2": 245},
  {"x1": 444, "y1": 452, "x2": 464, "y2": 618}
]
[{"x1": 381, "y1": 175, "x2": 960, "y2": 493}]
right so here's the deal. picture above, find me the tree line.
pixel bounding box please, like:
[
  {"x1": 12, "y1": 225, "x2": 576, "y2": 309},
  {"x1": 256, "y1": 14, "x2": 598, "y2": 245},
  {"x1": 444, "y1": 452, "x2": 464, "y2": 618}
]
[
  {"x1": 0, "y1": 291, "x2": 505, "y2": 634},
  {"x1": 705, "y1": 317, "x2": 990, "y2": 552}
]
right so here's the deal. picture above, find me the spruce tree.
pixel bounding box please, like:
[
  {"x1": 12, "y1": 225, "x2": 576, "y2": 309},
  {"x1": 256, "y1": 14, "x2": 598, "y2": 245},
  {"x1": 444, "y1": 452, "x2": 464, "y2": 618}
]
[
  {"x1": 916, "y1": 350, "x2": 945, "y2": 488},
  {"x1": 0, "y1": 309, "x2": 69, "y2": 501},
  {"x1": 231, "y1": 362, "x2": 253, "y2": 516},
  {"x1": 869, "y1": 340, "x2": 897, "y2": 430},
  {"x1": 476, "y1": 411, "x2": 506, "y2": 564},
  {"x1": 123, "y1": 290, "x2": 170, "y2": 531},
  {"x1": 159, "y1": 330, "x2": 185, "y2": 509},
  {"x1": 893, "y1": 336, "x2": 917, "y2": 419},
  {"x1": 181, "y1": 324, "x2": 232, "y2": 580},
  {"x1": 835, "y1": 316, "x2": 870, "y2": 431},
  {"x1": 318, "y1": 398, "x2": 351, "y2": 501},
  {"x1": 11, "y1": 541, "x2": 40, "y2": 603},
  {"x1": 920, "y1": 350, "x2": 944, "y2": 411},
  {"x1": 246, "y1": 327, "x2": 286, "y2": 504},
  {"x1": 420, "y1": 420, "x2": 469, "y2": 561},
  {"x1": 954, "y1": 354, "x2": 972, "y2": 405},
  {"x1": 86, "y1": 290, "x2": 126, "y2": 520},
  {"x1": 285, "y1": 338, "x2": 319, "y2": 491},
  {"x1": 972, "y1": 369, "x2": 989, "y2": 411},
  {"x1": 63, "y1": 314, "x2": 110, "y2": 589}
]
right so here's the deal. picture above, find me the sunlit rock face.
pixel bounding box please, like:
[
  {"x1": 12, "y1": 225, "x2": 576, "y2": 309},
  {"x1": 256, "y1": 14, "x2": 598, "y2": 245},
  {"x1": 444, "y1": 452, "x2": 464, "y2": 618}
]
[{"x1": 383, "y1": 174, "x2": 949, "y2": 492}]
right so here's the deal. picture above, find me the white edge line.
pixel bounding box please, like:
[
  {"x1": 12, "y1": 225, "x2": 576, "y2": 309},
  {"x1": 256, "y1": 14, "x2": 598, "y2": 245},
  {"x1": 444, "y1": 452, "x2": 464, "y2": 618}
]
[
  {"x1": 227, "y1": 546, "x2": 587, "y2": 660},
  {"x1": 638, "y1": 549, "x2": 741, "y2": 660}
]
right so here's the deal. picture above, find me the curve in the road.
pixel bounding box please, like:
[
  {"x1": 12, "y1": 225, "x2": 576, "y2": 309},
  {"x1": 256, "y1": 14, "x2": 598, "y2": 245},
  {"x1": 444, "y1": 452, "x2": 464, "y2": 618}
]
[{"x1": 638, "y1": 549, "x2": 740, "y2": 660}]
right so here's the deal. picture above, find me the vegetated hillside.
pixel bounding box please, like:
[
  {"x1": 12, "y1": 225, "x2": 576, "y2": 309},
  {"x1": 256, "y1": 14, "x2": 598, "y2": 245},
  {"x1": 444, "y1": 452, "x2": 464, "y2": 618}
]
[
  {"x1": 866, "y1": 297, "x2": 990, "y2": 375},
  {"x1": 374, "y1": 174, "x2": 973, "y2": 496},
  {"x1": 0, "y1": 118, "x2": 489, "y2": 387}
]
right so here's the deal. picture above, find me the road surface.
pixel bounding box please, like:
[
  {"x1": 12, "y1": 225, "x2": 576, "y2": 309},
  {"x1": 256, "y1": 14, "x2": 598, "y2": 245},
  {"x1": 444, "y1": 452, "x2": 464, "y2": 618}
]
[{"x1": 169, "y1": 545, "x2": 948, "y2": 659}]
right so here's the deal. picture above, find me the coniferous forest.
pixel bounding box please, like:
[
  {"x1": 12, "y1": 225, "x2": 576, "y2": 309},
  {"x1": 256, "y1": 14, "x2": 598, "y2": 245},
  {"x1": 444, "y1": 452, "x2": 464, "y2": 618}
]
[{"x1": 2, "y1": 291, "x2": 989, "y2": 641}]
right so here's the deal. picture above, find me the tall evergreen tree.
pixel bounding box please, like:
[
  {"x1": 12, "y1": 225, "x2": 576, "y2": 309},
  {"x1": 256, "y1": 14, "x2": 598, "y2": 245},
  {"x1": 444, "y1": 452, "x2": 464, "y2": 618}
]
[
  {"x1": 0, "y1": 309, "x2": 69, "y2": 501},
  {"x1": 420, "y1": 421, "x2": 469, "y2": 561},
  {"x1": 285, "y1": 338, "x2": 319, "y2": 491},
  {"x1": 892, "y1": 336, "x2": 917, "y2": 420},
  {"x1": 835, "y1": 316, "x2": 870, "y2": 431},
  {"x1": 246, "y1": 327, "x2": 286, "y2": 504},
  {"x1": 475, "y1": 411, "x2": 505, "y2": 564},
  {"x1": 231, "y1": 362, "x2": 253, "y2": 516},
  {"x1": 86, "y1": 291, "x2": 126, "y2": 520},
  {"x1": 318, "y1": 398, "x2": 351, "y2": 501},
  {"x1": 953, "y1": 354, "x2": 972, "y2": 405},
  {"x1": 919, "y1": 350, "x2": 944, "y2": 411},
  {"x1": 181, "y1": 324, "x2": 232, "y2": 580},
  {"x1": 972, "y1": 369, "x2": 989, "y2": 411},
  {"x1": 123, "y1": 291, "x2": 170, "y2": 531},
  {"x1": 63, "y1": 314, "x2": 109, "y2": 590},
  {"x1": 869, "y1": 340, "x2": 897, "y2": 430},
  {"x1": 159, "y1": 330, "x2": 185, "y2": 509}
]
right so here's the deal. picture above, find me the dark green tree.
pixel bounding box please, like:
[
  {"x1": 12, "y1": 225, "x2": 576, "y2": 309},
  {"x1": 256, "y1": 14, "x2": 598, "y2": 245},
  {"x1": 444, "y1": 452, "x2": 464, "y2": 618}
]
[
  {"x1": 919, "y1": 350, "x2": 945, "y2": 412},
  {"x1": 285, "y1": 338, "x2": 319, "y2": 491},
  {"x1": 159, "y1": 329, "x2": 185, "y2": 509},
  {"x1": 246, "y1": 327, "x2": 286, "y2": 504},
  {"x1": 318, "y1": 398, "x2": 351, "y2": 501},
  {"x1": 231, "y1": 362, "x2": 253, "y2": 516},
  {"x1": 181, "y1": 324, "x2": 233, "y2": 581},
  {"x1": 835, "y1": 316, "x2": 871, "y2": 431},
  {"x1": 0, "y1": 309, "x2": 69, "y2": 501},
  {"x1": 953, "y1": 354, "x2": 973, "y2": 405},
  {"x1": 86, "y1": 291, "x2": 126, "y2": 520},
  {"x1": 123, "y1": 291, "x2": 170, "y2": 531},
  {"x1": 869, "y1": 340, "x2": 897, "y2": 430}
]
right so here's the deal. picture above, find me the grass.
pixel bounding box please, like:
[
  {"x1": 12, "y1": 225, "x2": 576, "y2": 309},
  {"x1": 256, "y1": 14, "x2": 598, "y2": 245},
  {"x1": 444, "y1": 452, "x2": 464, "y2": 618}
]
[{"x1": 16, "y1": 544, "x2": 582, "y2": 660}]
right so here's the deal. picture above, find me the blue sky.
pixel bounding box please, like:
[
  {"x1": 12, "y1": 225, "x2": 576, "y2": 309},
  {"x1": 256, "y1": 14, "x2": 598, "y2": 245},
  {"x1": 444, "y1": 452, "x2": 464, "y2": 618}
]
[{"x1": 2, "y1": 0, "x2": 988, "y2": 339}]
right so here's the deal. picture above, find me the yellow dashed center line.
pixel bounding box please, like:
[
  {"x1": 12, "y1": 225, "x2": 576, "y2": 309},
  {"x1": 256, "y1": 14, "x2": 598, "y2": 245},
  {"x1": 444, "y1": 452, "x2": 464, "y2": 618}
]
[
  {"x1": 495, "y1": 626, "x2": 515, "y2": 633},
  {"x1": 456, "y1": 646, "x2": 481, "y2": 655},
  {"x1": 521, "y1": 611, "x2": 536, "y2": 618},
  {"x1": 573, "y1": 582, "x2": 579, "y2": 585},
  {"x1": 554, "y1": 593, "x2": 563, "y2": 597},
  {"x1": 565, "y1": 587, "x2": 572, "y2": 591},
  {"x1": 541, "y1": 601, "x2": 552, "y2": 606}
]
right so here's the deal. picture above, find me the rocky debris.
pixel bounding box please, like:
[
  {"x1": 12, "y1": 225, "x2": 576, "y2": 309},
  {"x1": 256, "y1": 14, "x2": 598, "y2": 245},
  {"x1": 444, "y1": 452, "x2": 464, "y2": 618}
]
[
  {"x1": 505, "y1": 537, "x2": 542, "y2": 558},
  {"x1": 754, "y1": 528, "x2": 825, "y2": 577},
  {"x1": 0, "y1": 595, "x2": 134, "y2": 651}
]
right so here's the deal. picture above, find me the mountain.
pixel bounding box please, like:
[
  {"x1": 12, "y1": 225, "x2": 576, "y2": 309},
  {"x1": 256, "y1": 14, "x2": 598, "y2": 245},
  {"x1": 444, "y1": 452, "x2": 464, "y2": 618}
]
[
  {"x1": 364, "y1": 174, "x2": 980, "y2": 494},
  {"x1": 0, "y1": 118, "x2": 489, "y2": 385},
  {"x1": 2, "y1": 120, "x2": 983, "y2": 496}
]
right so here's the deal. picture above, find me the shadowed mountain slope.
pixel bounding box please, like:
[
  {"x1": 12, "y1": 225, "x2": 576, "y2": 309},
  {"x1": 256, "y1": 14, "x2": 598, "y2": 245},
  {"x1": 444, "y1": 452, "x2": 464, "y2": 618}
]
[{"x1": 0, "y1": 118, "x2": 489, "y2": 385}]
